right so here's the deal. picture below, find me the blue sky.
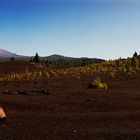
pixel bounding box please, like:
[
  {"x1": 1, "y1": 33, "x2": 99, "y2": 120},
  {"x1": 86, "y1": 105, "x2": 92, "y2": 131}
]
[{"x1": 0, "y1": 0, "x2": 140, "y2": 59}]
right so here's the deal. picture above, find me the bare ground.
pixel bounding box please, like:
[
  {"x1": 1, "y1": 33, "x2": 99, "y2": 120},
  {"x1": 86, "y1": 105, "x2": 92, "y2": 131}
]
[{"x1": 0, "y1": 62, "x2": 140, "y2": 140}]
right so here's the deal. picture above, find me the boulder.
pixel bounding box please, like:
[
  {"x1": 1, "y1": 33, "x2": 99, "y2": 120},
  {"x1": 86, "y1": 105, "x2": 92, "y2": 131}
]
[{"x1": 0, "y1": 107, "x2": 7, "y2": 125}]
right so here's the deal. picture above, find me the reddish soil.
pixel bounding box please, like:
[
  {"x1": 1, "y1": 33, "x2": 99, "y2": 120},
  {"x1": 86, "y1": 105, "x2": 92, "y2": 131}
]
[{"x1": 0, "y1": 61, "x2": 140, "y2": 140}]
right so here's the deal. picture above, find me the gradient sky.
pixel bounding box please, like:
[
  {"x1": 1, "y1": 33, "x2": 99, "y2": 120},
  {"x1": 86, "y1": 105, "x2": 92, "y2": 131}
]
[{"x1": 0, "y1": 0, "x2": 140, "y2": 59}]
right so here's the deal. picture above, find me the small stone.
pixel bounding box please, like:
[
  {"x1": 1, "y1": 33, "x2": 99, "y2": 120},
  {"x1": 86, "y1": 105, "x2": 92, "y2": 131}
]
[{"x1": 14, "y1": 91, "x2": 18, "y2": 95}]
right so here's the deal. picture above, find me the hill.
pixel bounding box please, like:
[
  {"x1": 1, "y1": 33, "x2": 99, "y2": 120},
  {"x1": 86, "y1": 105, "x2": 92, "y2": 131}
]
[{"x1": 0, "y1": 49, "x2": 105, "y2": 68}]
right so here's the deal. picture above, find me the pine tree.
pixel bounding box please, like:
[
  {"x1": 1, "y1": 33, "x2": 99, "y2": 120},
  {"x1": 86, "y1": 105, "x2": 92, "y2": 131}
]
[
  {"x1": 33, "y1": 53, "x2": 40, "y2": 63},
  {"x1": 133, "y1": 52, "x2": 138, "y2": 57}
]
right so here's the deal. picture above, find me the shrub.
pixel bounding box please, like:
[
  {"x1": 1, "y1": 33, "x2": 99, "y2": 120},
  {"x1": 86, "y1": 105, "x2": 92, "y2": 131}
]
[
  {"x1": 98, "y1": 83, "x2": 108, "y2": 90},
  {"x1": 131, "y1": 57, "x2": 139, "y2": 69},
  {"x1": 121, "y1": 65, "x2": 127, "y2": 74},
  {"x1": 109, "y1": 70, "x2": 115, "y2": 78},
  {"x1": 87, "y1": 77, "x2": 108, "y2": 90},
  {"x1": 125, "y1": 58, "x2": 131, "y2": 72}
]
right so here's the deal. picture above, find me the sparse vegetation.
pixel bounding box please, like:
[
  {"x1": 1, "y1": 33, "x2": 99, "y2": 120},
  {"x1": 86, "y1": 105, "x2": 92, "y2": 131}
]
[
  {"x1": 0, "y1": 52, "x2": 140, "y2": 82},
  {"x1": 131, "y1": 56, "x2": 139, "y2": 69},
  {"x1": 88, "y1": 77, "x2": 108, "y2": 90},
  {"x1": 0, "y1": 68, "x2": 50, "y2": 81}
]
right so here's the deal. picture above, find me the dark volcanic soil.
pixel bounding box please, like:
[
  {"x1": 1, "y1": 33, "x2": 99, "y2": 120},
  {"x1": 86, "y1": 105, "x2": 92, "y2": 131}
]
[{"x1": 0, "y1": 70, "x2": 140, "y2": 139}]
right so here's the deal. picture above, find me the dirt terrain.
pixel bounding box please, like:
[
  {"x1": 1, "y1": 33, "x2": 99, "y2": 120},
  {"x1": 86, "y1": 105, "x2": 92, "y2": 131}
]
[{"x1": 0, "y1": 61, "x2": 140, "y2": 140}]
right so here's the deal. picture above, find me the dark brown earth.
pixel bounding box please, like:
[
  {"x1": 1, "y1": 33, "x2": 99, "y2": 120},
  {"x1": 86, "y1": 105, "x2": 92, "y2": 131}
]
[
  {"x1": 0, "y1": 61, "x2": 45, "y2": 76},
  {"x1": 0, "y1": 61, "x2": 140, "y2": 140}
]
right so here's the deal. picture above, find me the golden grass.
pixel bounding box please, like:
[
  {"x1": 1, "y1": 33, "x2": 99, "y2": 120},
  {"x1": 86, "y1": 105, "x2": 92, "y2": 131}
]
[{"x1": 0, "y1": 59, "x2": 139, "y2": 81}]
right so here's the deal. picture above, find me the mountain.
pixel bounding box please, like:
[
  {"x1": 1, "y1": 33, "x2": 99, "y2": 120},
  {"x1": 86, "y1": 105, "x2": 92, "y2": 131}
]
[
  {"x1": 0, "y1": 48, "x2": 19, "y2": 58},
  {"x1": 0, "y1": 49, "x2": 105, "y2": 64},
  {"x1": 43, "y1": 54, "x2": 105, "y2": 62},
  {"x1": 43, "y1": 54, "x2": 74, "y2": 61},
  {"x1": 42, "y1": 54, "x2": 105, "y2": 69}
]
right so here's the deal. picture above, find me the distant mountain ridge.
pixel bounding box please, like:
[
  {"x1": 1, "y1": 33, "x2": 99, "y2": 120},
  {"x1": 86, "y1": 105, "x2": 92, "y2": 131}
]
[
  {"x1": 0, "y1": 48, "x2": 105, "y2": 63},
  {"x1": 43, "y1": 54, "x2": 74, "y2": 61},
  {"x1": 42, "y1": 54, "x2": 105, "y2": 62},
  {"x1": 0, "y1": 48, "x2": 19, "y2": 58}
]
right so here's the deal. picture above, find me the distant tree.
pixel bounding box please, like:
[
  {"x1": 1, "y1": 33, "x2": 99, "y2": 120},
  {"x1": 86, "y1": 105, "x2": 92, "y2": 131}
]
[
  {"x1": 33, "y1": 53, "x2": 40, "y2": 63},
  {"x1": 133, "y1": 52, "x2": 138, "y2": 57},
  {"x1": 10, "y1": 57, "x2": 15, "y2": 61},
  {"x1": 29, "y1": 58, "x2": 33, "y2": 62},
  {"x1": 81, "y1": 59, "x2": 87, "y2": 67}
]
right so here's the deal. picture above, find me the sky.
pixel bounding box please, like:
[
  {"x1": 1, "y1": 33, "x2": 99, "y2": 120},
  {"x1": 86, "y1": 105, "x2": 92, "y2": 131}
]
[{"x1": 0, "y1": 0, "x2": 140, "y2": 60}]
